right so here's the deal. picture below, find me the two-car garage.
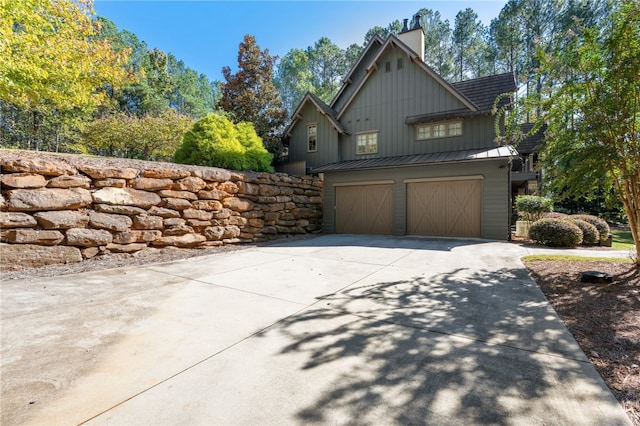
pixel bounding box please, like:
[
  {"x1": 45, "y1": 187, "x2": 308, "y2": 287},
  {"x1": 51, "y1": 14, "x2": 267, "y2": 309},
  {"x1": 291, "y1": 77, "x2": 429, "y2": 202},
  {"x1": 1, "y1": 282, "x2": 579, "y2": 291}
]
[
  {"x1": 334, "y1": 178, "x2": 482, "y2": 238},
  {"x1": 318, "y1": 151, "x2": 513, "y2": 241}
]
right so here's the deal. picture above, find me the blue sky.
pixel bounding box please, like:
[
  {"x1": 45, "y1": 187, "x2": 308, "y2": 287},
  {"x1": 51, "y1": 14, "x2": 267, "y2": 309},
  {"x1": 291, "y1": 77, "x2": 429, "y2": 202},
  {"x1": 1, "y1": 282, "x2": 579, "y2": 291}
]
[{"x1": 94, "y1": 1, "x2": 508, "y2": 82}]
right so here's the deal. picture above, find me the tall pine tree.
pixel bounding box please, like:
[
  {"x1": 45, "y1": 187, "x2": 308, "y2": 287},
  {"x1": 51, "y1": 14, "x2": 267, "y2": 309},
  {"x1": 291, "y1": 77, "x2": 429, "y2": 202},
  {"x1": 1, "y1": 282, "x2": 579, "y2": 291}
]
[{"x1": 218, "y1": 35, "x2": 287, "y2": 158}]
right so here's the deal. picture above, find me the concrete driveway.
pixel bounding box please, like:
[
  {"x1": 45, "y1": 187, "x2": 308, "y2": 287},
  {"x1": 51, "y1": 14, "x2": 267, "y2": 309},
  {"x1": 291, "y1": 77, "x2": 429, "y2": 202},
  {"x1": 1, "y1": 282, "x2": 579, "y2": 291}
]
[{"x1": 1, "y1": 235, "x2": 631, "y2": 425}]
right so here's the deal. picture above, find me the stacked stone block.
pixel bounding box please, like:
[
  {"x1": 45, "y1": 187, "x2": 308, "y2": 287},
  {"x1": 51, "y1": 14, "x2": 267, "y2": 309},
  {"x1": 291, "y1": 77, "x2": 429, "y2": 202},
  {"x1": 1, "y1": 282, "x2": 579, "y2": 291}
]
[{"x1": 0, "y1": 152, "x2": 322, "y2": 270}]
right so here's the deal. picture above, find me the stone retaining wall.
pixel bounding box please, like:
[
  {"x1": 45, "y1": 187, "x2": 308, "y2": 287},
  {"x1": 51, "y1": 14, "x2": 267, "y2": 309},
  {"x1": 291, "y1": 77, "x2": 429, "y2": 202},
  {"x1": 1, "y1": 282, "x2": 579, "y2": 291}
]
[{"x1": 0, "y1": 150, "x2": 322, "y2": 270}]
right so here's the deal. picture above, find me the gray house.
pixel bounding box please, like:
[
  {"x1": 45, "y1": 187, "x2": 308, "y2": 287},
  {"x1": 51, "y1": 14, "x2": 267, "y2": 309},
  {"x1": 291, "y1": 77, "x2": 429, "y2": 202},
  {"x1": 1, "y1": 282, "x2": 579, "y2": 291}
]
[{"x1": 281, "y1": 17, "x2": 517, "y2": 240}]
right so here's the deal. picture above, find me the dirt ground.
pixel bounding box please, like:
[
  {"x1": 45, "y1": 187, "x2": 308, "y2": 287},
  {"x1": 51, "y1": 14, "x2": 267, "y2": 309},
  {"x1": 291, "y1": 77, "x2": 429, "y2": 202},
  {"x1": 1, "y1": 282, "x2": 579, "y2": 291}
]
[{"x1": 525, "y1": 259, "x2": 640, "y2": 425}]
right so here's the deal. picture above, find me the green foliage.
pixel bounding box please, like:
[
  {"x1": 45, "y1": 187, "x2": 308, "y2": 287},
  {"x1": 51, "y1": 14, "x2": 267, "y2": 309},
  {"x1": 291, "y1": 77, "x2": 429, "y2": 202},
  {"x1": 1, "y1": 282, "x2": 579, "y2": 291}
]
[
  {"x1": 0, "y1": 0, "x2": 132, "y2": 151},
  {"x1": 0, "y1": 12, "x2": 219, "y2": 154},
  {"x1": 81, "y1": 110, "x2": 194, "y2": 161},
  {"x1": 499, "y1": 1, "x2": 639, "y2": 263},
  {"x1": 529, "y1": 218, "x2": 583, "y2": 247},
  {"x1": 0, "y1": 0, "x2": 131, "y2": 112},
  {"x1": 515, "y1": 195, "x2": 554, "y2": 222},
  {"x1": 275, "y1": 39, "x2": 363, "y2": 115},
  {"x1": 96, "y1": 17, "x2": 220, "y2": 119},
  {"x1": 611, "y1": 230, "x2": 636, "y2": 250},
  {"x1": 452, "y1": 8, "x2": 486, "y2": 81},
  {"x1": 571, "y1": 214, "x2": 610, "y2": 243},
  {"x1": 236, "y1": 122, "x2": 275, "y2": 172},
  {"x1": 174, "y1": 114, "x2": 273, "y2": 172},
  {"x1": 552, "y1": 187, "x2": 626, "y2": 224},
  {"x1": 418, "y1": 9, "x2": 454, "y2": 79},
  {"x1": 568, "y1": 219, "x2": 599, "y2": 245},
  {"x1": 218, "y1": 35, "x2": 287, "y2": 160},
  {"x1": 274, "y1": 48, "x2": 314, "y2": 114},
  {"x1": 363, "y1": 20, "x2": 402, "y2": 45}
]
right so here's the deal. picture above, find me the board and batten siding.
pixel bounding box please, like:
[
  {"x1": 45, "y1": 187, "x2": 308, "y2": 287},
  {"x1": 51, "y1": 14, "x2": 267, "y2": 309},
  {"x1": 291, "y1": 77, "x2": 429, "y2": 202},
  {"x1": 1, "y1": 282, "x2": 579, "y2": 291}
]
[
  {"x1": 331, "y1": 42, "x2": 384, "y2": 112},
  {"x1": 321, "y1": 159, "x2": 510, "y2": 240},
  {"x1": 287, "y1": 102, "x2": 340, "y2": 169},
  {"x1": 337, "y1": 47, "x2": 498, "y2": 160}
]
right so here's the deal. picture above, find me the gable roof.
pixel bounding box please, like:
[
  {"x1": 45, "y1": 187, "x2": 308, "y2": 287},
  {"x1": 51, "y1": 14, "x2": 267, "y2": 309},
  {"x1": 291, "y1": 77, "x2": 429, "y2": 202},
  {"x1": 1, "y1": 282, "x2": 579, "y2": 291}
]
[
  {"x1": 283, "y1": 92, "x2": 347, "y2": 138},
  {"x1": 334, "y1": 34, "x2": 479, "y2": 120},
  {"x1": 329, "y1": 36, "x2": 384, "y2": 110}
]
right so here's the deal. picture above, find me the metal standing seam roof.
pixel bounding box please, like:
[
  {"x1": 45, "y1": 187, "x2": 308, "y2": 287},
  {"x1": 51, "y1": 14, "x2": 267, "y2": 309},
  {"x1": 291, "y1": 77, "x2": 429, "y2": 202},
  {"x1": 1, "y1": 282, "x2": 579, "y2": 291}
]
[{"x1": 312, "y1": 145, "x2": 518, "y2": 173}]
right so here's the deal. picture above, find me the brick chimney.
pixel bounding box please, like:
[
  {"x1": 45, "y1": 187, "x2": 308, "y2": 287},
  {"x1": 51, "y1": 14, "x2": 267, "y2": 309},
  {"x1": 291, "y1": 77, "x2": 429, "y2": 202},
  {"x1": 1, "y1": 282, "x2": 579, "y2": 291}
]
[{"x1": 397, "y1": 14, "x2": 424, "y2": 62}]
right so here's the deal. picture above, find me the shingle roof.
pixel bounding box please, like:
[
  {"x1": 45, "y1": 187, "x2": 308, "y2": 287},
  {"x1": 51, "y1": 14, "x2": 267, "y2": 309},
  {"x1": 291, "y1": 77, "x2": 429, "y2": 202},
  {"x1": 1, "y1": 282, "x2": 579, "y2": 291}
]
[
  {"x1": 307, "y1": 93, "x2": 339, "y2": 122},
  {"x1": 517, "y1": 123, "x2": 546, "y2": 155},
  {"x1": 452, "y1": 73, "x2": 516, "y2": 112},
  {"x1": 312, "y1": 146, "x2": 517, "y2": 173},
  {"x1": 404, "y1": 73, "x2": 517, "y2": 125}
]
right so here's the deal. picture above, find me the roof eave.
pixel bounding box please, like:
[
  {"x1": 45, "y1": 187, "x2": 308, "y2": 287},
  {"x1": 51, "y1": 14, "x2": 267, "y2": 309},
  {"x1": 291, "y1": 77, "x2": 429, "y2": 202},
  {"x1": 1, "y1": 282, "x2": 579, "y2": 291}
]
[{"x1": 312, "y1": 146, "x2": 518, "y2": 173}]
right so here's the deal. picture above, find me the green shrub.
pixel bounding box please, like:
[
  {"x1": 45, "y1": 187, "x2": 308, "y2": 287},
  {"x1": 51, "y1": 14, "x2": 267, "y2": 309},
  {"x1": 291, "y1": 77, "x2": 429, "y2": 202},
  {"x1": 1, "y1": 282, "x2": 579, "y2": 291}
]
[
  {"x1": 174, "y1": 114, "x2": 274, "y2": 172},
  {"x1": 529, "y1": 218, "x2": 583, "y2": 247},
  {"x1": 542, "y1": 212, "x2": 568, "y2": 219},
  {"x1": 236, "y1": 122, "x2": 275, "y2": 173},
  {"x1": 571, "y1": 214, "x2": 610, "y2": 242},
  {"x1": 515, "y1": 195, "x2": 554, "y2": 222},
  {"x1": 568, "y1": 219, "x2": 599, "y2": 245}
]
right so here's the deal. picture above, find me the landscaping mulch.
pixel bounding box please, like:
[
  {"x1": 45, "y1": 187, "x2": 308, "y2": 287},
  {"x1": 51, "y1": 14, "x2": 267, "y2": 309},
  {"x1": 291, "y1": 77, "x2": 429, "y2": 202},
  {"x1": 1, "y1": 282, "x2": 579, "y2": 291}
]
[{"x1": 525, "y1": 259, "x2": 640, "y2": 425}]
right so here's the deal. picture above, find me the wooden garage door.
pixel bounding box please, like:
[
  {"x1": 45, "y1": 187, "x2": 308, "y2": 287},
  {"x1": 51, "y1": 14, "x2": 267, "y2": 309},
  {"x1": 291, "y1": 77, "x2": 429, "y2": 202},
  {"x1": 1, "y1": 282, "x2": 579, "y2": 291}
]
[
  {"x1": 407, "y1": 179, "x2": 481, "y2": 237},
  {"x1": 335, "y1": 184, "x2": 393, "y2": 234}
]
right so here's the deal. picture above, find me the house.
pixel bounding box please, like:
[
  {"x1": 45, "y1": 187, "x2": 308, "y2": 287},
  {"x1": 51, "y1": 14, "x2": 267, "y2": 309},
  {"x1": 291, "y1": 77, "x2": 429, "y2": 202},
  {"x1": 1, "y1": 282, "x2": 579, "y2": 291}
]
[{"x1": 280, "y1": 16, "x2": 518, "y2": 240}]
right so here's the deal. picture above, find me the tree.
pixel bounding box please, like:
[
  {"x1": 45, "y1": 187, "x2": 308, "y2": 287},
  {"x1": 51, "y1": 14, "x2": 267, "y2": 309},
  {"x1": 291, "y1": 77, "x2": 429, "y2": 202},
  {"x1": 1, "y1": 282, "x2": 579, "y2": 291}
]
[
  {"x1": 174, "y1": 113, "x2": 273, "y2": 172},
  {"x1": 81, "y1": 110, "x2": 193, "y2": 161},
  {"x1": 218, "y1": 34, "x2": 287, "y2": 159},
  {"x1": 307, "y1": 37, "x2": 350, "y2": 102},
  {"x1": 527, "y1": 1, "x2": 640, "y2": 264},
  {"x1": 452, "y1": 8, "x2": 486, "y2": 81},
  {"x1": 275, "y1": 40, "x2": 362, "y2": 114},
  {"x1": 489, "y1": 1, "x2": 524, "y2": 75},
  {"x1": 419, "y1": 9, "x2": 454, "y2": 79},
  {"x1": 274, "y1": 48, "x2": 314, "y2": 114},
  {"x1": 363, "y1": 20, "x2": 402, "y2": 45},
  {"x1": 0, "y1": 0, "x2": 131, "y2": 149}
]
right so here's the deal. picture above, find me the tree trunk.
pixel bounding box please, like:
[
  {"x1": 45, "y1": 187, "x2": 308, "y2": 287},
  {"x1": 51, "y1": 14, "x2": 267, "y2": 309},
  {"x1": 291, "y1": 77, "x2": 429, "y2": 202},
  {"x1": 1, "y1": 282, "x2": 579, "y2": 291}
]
[
  {"x1": 32, "y1": 110, "x2": 40, "y2": 151},
  {"x1": 615, "y1": 172, "x2": 640, "y2": 266}
]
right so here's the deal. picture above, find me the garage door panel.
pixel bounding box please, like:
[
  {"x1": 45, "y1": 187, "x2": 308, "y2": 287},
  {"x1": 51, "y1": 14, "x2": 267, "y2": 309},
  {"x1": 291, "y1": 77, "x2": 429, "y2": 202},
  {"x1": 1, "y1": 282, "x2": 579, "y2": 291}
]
[
  {"x1": 407, "y1": 180, "x2": 481, "y2": 237},
  {"x1": 336, "y1": 185, "x2": 393, "y2": 235}
]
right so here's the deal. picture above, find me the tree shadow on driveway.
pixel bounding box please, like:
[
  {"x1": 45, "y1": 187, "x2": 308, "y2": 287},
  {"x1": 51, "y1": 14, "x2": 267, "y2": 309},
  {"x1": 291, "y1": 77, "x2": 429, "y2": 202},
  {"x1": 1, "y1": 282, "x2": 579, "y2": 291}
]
[{"x1": 267, "y1": 266, "x2": 629, "y2": 425}]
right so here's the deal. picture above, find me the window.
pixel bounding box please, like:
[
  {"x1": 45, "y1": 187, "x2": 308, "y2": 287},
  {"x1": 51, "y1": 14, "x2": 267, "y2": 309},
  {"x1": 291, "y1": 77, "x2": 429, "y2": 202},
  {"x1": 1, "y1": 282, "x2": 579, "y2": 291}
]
[
  {"x1": 432, "y1": 124, "x2": 446, "y2": 138},
  {"x1": 356, "y1": 132, "x2": 378, "y2": 154},
  {"x1": 416, "y1": 126, "x2": 431, "y2": 140},
  {"x1": 448, "y1": 121, "x2": 462, "y2": 136},
  {"x1": 307, "y1": 124, "x2": 317, "y2": 152},
  {"x1": 416, "y1": 120, "x2": 463, "y2": 140}
]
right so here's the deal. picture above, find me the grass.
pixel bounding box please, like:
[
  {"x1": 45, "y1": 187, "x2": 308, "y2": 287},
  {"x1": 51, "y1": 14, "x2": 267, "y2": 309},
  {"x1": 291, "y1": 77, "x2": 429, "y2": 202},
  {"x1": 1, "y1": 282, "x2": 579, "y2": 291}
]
[
  {"x1": 522, "y1": 254, "x2": 634, "y2": 263},
  {"x1": 611, "y1": 229, "x2": 636, "y2": 250}
]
